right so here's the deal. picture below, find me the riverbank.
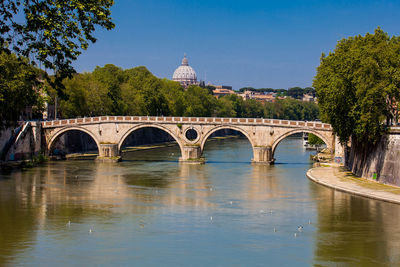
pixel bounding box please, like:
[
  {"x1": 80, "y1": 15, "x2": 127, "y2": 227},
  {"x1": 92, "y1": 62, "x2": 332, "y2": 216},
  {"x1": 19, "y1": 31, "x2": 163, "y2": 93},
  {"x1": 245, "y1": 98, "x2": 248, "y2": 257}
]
[
  {"x1": 0, "y1": 153, "x2": 48, "y2": 173},
  {"x1": 307, "y1": 164, "x2": 400, "y2": 204}
]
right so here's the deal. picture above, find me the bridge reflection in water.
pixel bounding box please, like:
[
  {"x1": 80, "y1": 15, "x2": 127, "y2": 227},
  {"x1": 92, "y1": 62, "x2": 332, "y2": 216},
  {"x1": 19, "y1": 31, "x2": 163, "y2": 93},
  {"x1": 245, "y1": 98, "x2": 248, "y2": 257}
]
[{"x1": 0, "y1": 138, "x2": 399, "y2": 265}]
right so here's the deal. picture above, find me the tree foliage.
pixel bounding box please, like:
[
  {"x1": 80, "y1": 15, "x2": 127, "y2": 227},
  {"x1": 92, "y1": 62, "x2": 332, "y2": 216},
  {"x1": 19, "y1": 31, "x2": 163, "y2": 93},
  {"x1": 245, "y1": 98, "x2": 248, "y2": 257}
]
[
  {"x1": 0, "y1": 51, "x2": 44, "y2": 126},
  {"x1": 287, "y1": 87, "x2": 315, "y2": 99},
  {"x1": 0, "y1": 0, "x2": 115, "y2": 97},
  {"x1": 308, "y1": 133, "x2": 325, "y2": 146},
  {"x1": 313, "y1": 28, "x2": 400, "y2": 144},
  {"x1": 264, "y1": 98, "x2": 319, "y2": 121},
  {"x1": 59, "y1": 64, "x2": 320, "y2": 122}
]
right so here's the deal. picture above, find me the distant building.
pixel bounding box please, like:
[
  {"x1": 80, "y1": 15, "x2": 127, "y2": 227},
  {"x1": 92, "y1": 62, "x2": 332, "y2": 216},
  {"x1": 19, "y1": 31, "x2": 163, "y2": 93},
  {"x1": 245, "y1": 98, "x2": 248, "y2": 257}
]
[
  {"x1": 172, "y1": 54, "x2": 198, "y2": 88},
  {"x1": 302, "y1": 93, "x2": 315, "y2": 102},
  {"x1": 238, "y1": 90, "x2": 255, "y2": 100},
  {"x1": 238, "y1": 90, "x2": 278, "y2": 103},
  {"x1": 214, "y1": 85, "x2": 232, "y2": 90},
  {"x1": 211, "y1": 85, "x2": 235, "y2": 98}
]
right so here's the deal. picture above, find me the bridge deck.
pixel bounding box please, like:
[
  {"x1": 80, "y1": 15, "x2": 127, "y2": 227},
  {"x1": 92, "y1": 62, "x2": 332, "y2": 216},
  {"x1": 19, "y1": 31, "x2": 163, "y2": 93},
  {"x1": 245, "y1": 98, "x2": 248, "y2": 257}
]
[{"x1": 42, "y1": 116, "x2": 332, "y2": 130}]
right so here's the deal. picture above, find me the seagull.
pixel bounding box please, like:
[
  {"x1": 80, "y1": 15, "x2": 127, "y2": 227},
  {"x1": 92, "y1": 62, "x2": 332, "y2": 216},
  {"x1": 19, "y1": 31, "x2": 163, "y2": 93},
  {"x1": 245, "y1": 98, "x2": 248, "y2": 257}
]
[
  {"x1": 273, "y1": 227, "x2": 277, "y2": 232},
  {"x1": 210, "y1": 216, "x2": 213, "y2": 221},
  {"x1": 89, "y1": 228, "x2": 93, "y2": 233},
  {"x1": 270, "y1": 210, "x2": 273, "y2": 214},
  {"x1": 66, "y1": 221, "x2": 71, "y2": 227},
  {"x1": 308, "y1": 220, "x2": 312, "y2": 224},
  {"x1": 230, "y1": 201, "x2": 233, "y2": 205},
  {"x1": 294, "y1": 233, "x2": 297, "y2": 237}
]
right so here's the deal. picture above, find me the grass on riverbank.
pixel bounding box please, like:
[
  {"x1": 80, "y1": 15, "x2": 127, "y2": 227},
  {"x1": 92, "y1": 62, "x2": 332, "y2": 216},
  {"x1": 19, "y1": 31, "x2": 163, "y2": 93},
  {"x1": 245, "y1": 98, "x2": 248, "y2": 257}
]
[{"x1": 322, "y1": 165, "x2": 400, "y2": 194}]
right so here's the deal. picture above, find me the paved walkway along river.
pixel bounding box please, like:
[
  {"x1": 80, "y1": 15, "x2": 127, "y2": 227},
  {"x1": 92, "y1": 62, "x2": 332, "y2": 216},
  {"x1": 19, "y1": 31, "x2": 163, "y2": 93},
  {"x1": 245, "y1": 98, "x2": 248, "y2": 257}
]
[{"x1": 307, "y1": 165, "x2": 400, "y2": 204}]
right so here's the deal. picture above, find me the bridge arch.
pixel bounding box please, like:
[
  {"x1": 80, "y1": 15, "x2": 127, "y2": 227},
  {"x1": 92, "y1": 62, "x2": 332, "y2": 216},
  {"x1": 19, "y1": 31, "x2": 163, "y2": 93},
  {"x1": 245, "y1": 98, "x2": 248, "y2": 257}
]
[
  {"x1": 118, "y1": 123, "x2": 184, "y2": 156},
  {"x1": 271, "y1": 129, "x2": 332, "y2": 159},
  {"x1": 200, "y1": 125, "x2": 255, "y2": 157},
  {"x1": 47, "y1": 126, "x2": 101, "y2": 154}
]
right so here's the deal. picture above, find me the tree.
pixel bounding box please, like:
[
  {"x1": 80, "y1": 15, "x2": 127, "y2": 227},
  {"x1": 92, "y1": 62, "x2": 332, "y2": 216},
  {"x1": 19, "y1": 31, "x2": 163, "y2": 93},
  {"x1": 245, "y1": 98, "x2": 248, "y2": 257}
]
[
  {"x1": 313, "y1": 28, "x2": 400, "y2": 144},
  {"x1": 241, "y1": 99, "x2": 264, "y2": 118},
  {"x1": 159, "y1": 79, "x2": 185, "y2": 116},
  {"x1": 0, "y1": 51, "x2": 44, "y2": 126},
  {"x1": 205, "y1": 85, "x2": 216, "y2": 95},
  {"x1": 287, "y1": 87, "x2": 304, "y2": 99},
  {"x1": 183, "y1": 86, "x2": 216, "y2": 117},
  {"x1": 60, "y1": 71, "x2": 114, "y2": 118},
  {"x1": 93, "y1": 64, "x2": 125, "y2": 115},
  {"x1": 0, "y1": 0, "x2": 115, "y2": 97},
  {"x1": 263, "y1": 98, "x2": 319, "y2": 121},
  {"x1": 122, "y1": 66, "x2": 169, "y2": 116},
  {"x1": 225, "y1": 94, "x2": 244, "y2": 117},
  {"x1": 308, "y1": 133, "x2": 325, "y2": 146},
  {"x1": 215, "y1": 96, "x2": 236, "y2": 117}
]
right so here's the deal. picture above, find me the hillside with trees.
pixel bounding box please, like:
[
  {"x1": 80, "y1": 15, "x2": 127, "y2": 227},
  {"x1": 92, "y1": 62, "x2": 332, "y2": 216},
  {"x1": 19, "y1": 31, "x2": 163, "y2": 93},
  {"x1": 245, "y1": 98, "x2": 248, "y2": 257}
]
[{"x1": 52, "y1": 64, "x2": 320, "y2": 121}]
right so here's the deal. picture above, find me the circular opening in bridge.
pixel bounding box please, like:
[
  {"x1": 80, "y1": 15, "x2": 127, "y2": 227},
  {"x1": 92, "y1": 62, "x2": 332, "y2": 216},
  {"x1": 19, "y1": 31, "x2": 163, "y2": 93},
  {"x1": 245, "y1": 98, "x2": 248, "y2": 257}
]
[{"x1": 185, "y1": 129, "x2": 198, "y2": 141}]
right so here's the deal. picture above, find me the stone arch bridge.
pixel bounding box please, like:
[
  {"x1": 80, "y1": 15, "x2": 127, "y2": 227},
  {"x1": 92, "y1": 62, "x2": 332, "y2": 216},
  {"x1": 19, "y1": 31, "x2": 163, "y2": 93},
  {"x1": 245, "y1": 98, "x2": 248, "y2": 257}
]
[{"x1": 42, "y1": 116, "x2": 335, "y2": 164}]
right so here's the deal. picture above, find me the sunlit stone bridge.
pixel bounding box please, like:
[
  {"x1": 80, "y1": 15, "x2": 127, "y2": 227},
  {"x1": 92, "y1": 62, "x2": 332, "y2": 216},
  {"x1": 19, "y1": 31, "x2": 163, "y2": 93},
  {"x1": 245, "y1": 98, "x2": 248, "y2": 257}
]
[{"x1": 42, "y1": 116, "x2": 335, "y2": 164}]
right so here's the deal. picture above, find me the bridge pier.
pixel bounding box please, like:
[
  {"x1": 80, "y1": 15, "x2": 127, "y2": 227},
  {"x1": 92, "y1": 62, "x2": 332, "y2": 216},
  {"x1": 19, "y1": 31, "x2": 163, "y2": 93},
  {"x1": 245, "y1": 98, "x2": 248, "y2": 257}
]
[
  {"x1": 179, "y1": 145, "x2": 204, "y2": 164},
  {"x1": 96, "y1": 144, "x2": 121, "y2": 162},
  {"x1": 252, "y1": 146, "x2": 274, "y2": 165}
]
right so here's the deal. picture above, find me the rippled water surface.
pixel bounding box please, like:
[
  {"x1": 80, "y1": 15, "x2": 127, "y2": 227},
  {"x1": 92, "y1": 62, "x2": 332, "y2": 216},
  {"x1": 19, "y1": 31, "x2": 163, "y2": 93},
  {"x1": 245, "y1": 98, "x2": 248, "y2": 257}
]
[{"x1": 1, "y1": 138, "x2": 400, "y2": 266}]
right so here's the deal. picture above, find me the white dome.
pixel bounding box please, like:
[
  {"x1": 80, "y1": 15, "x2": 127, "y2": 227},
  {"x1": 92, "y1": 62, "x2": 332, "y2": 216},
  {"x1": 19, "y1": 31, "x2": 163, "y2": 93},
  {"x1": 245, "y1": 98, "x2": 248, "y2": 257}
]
[
  {"x1": 173, "y1": 65, "x2": 197, "y2": 80},
  {"x1": 172, "y1": 55, "x2": 197, "y2": 87}
]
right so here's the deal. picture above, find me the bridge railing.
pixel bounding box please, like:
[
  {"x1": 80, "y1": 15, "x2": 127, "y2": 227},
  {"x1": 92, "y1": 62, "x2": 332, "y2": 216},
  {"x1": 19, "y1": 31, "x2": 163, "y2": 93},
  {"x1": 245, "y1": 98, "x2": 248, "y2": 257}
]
[{"x1": 42, "y1": 116, "x2": 332, "y2": 130}]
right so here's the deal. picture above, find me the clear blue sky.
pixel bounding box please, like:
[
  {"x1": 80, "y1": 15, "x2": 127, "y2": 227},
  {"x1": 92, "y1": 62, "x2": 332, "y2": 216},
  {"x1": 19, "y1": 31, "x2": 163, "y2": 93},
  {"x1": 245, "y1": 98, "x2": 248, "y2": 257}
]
[{"x1": 73, "y1": 0, "x2": 400, "y2": 90}]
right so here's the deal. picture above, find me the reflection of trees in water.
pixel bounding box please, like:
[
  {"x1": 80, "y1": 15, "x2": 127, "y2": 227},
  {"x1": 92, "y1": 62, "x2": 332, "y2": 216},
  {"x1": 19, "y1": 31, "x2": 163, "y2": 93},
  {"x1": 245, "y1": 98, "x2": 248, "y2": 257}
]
[
  {"x1": 244, "y1": 164, "x2": 280, "y2": 206},
  {"x1": 311, "y1": 184, "x2": 400, "y2": 265},
  {"x1": 0, "y1": 144, "x2": 213, "y2": 265},
  {"x1": 0, "y1": 170, "x2": 40, "y2": 266},
  {"x1": 122, "y1": 145, "x2": 181, "y2": 161},
  {"x1": 165, "y1": 163, "x2": 214, "y2": 210},
  {"x1": 0, "y1": 163, "x2": 119, "y2": 266}
]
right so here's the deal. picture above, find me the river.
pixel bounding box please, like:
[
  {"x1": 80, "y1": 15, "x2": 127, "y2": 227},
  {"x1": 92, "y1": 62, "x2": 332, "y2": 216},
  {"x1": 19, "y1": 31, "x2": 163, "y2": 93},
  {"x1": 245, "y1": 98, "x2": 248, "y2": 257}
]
[{"x1": 0, "y1": 137, "x2": 399, "y2": 266}]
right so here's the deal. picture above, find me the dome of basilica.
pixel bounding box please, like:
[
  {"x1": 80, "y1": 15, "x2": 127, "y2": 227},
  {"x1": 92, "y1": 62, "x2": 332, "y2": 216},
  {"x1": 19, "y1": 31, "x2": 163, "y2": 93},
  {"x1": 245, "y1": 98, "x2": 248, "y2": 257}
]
[{"x1": 172, "y1": 54, "x2": 197, "y2": 87}]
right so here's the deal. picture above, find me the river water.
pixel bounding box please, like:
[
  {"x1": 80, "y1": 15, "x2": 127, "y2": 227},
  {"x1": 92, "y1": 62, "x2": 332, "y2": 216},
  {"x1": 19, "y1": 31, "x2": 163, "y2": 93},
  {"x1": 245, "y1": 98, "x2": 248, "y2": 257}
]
[{"x1": 0, "y1": 137, "x2": 400, "y2": 266}]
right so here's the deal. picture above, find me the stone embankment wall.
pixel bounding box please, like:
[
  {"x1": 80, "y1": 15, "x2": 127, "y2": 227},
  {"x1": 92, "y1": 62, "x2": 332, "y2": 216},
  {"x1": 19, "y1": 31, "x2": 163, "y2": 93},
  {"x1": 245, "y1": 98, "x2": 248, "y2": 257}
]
[
  {"x1": 0, "y1": 122, "x2": 42, "y2": 161},
  {"x1": 0, "y1": 126, "x2": 15, "y2": 160},
  {"x1": 347, "y1": 131, "x2": 400, "y2": 187}
]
